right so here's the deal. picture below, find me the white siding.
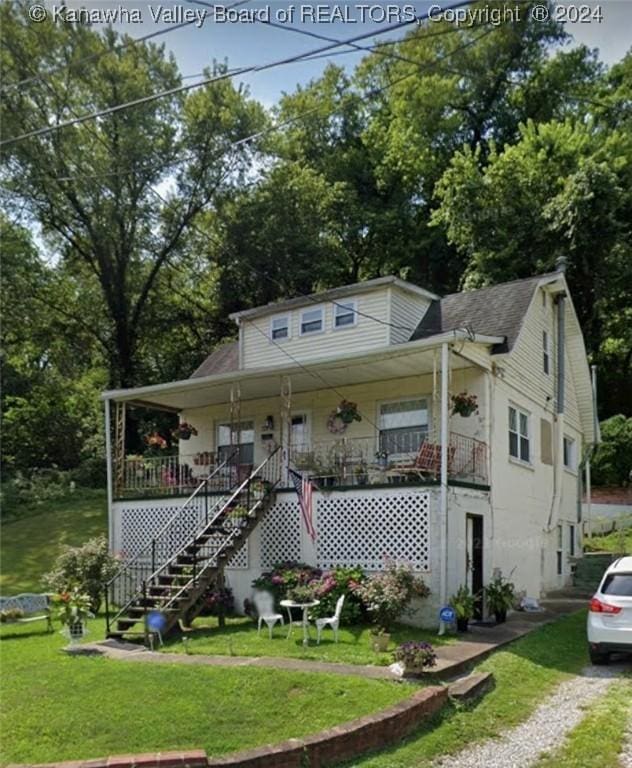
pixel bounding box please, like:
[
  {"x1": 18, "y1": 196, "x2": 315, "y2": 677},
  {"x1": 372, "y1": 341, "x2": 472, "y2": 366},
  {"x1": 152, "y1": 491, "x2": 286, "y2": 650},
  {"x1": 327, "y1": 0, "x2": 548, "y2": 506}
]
[
  {"x1": 388, "y1": 286, "x2": 432, "y2": 344},
  {"x1": 240, "y1": 289, "x2": 390, "y2": 369}
]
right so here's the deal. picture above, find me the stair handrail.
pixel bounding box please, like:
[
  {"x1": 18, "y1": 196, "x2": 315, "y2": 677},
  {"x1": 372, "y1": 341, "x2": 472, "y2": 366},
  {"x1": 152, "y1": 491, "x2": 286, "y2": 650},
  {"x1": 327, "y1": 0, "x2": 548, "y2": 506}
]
[
  {"x1": 150, "y1": 447, "x2": 282, "y2": 610},
  {"x1": 148, "y1": 446, "x2": 282, "y2": 585},
  {"x1": 105, "y1": 449, "x2": 238, "y2": 589}
]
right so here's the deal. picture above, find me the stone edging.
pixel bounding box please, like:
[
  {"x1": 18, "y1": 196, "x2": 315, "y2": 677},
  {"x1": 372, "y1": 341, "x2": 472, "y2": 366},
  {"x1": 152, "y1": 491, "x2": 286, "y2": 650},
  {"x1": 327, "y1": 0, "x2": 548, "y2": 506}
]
[{"x1": 9, "y1": 686, "x2": 447, "y2": 768}]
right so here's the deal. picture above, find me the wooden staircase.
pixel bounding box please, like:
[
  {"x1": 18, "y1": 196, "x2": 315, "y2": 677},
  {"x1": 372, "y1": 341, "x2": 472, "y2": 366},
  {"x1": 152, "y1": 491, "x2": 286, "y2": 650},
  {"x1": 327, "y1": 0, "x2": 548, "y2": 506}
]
[{"x1": 105, "y1": 448, "x2": 282, "y2": 645}]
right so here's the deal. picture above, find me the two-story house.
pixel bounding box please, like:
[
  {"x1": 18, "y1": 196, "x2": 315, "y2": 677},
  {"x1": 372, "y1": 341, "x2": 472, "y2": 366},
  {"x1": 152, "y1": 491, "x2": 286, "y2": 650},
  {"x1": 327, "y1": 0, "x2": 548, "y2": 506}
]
[{"x1": 102, "y1": 265, "x2": 597, "y2": 638}]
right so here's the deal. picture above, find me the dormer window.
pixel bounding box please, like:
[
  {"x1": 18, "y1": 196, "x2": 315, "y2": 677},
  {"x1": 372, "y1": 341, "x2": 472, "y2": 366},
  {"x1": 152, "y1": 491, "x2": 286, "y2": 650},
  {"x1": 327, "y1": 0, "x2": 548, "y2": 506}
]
[
  {"x1": 334, "y1": 300, "x2": 357, "y2": 329},
  {"x1": 300, "y1": 307, "x2": 324, "y2": 335},
  {"x1": 270, "y1": 315, "x2": 290, "y2": 341}
]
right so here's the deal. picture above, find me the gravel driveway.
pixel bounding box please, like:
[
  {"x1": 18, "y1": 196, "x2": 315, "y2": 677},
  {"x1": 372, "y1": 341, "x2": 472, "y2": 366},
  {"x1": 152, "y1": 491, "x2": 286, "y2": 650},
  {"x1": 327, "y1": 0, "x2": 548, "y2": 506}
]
[{"x1": 434, "y1": 665, "x2": 624, "y2": 768}]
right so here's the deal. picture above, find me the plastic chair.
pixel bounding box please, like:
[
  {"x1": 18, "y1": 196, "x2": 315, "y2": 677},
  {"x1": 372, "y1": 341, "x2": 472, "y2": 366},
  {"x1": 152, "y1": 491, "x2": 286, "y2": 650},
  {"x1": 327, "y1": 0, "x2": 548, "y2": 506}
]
[
  {"x1": 316, "y1": 594, "x2": 345, "y2": 644},
  {"x1": 253, "y1": 591, "x2": 284, "y2": 639}
]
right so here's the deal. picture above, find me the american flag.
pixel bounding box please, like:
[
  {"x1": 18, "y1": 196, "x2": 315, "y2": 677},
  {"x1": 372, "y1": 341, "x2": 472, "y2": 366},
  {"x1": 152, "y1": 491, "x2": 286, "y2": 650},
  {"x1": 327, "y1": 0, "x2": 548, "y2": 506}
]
[{"x1": 289, "y1": 469, "x2": 317, "y2": 541}]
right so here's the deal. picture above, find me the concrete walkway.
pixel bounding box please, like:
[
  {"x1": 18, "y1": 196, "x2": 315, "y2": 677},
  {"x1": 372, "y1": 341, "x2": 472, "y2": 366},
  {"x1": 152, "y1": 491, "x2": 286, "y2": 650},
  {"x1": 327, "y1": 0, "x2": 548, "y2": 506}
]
[{"x1": 88, "y1": 600, "x2": 584, "y2": 682}]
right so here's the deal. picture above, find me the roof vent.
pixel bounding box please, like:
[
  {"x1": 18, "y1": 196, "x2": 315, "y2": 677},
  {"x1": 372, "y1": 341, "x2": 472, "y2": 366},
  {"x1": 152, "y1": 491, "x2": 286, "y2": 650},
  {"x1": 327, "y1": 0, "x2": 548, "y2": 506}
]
[{"x1": 555, "y1": 255, "x2": 568, "y2": 273}]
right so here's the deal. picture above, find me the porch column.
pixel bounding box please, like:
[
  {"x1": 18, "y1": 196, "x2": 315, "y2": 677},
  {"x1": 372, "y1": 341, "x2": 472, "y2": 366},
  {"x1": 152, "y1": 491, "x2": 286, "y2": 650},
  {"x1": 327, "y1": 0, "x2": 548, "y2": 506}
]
[
  {"x1": 104, "y1": 398, "x2": 114, "y2": 551},
  {"x1": 439, "y1": 342, "x2": 450, "y2": 633}
]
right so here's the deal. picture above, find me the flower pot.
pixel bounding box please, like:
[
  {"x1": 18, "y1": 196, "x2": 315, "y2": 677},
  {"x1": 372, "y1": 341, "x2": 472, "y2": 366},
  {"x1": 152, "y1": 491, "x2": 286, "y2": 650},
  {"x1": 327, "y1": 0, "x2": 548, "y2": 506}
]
[
  {"x1": 64, "y1": 621, "x2": 86, "y2": 646},
  {"x1": 494, "y1": 609, "x2": 507, "y2": 624},
  {"x1": 178, "y1": 430, "x2": 192, "y2": 440},
  {"x1": 456, "y1": 617, "x2": 470, "y2": 632},
  {"x1": 370, "y1": 632, "x2": 391, "y2": 652}
]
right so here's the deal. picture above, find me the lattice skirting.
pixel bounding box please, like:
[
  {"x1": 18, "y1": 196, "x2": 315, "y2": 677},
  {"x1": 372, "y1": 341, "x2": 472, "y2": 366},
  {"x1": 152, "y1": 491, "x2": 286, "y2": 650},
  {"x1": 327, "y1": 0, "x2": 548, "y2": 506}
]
[
  {"x1": 316, "y1": 491, "x2": 430, "y2": 571},
  {"x1": 260, "y1": 499, "x2": 302, "y2": 570}
]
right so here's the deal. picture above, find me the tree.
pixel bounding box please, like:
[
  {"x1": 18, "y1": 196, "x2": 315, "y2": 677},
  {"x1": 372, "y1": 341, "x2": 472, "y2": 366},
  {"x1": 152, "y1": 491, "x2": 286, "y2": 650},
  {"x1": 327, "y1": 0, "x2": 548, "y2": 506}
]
[
  {"x1": 1, "y1": 2, "x2": 266, "y2": 388},
  {"x1": 591, "y1": 416, "x2": 632, "y2": 486}
]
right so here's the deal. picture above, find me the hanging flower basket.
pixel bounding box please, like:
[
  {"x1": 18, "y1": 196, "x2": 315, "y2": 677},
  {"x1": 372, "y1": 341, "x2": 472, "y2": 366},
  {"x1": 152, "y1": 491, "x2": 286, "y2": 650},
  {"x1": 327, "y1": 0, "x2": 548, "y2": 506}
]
[
  {"x1": 451, "y1": 392, "x2": 478, "y2": 418},
  {"x1": 328, "y1": 399, "x2": 361, "y2": 433},
  {"x1": 172, "y1": 422, "x2": 198, "y2": 441}
]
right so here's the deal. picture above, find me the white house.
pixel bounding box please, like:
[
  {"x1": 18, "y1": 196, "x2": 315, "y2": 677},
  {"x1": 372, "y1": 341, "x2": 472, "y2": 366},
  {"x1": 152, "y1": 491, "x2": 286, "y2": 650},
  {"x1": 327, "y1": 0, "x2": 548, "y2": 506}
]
[{"x1": 102, "y1": 265, "x2": 598, "y2": 637}]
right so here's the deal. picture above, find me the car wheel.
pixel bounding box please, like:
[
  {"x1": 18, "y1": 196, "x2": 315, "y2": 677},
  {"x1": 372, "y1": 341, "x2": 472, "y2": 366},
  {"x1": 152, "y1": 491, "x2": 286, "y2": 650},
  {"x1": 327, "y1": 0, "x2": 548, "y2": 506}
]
[{"x1": 589, "y1": 646, "x2": 609, "y2": 665}]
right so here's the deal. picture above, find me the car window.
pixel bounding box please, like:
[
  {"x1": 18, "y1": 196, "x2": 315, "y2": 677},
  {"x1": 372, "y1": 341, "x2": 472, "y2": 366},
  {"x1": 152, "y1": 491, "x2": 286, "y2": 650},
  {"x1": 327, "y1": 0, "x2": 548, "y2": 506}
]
[{"x1": 601, "y1": 573, "x2": 632, "y2": 596}]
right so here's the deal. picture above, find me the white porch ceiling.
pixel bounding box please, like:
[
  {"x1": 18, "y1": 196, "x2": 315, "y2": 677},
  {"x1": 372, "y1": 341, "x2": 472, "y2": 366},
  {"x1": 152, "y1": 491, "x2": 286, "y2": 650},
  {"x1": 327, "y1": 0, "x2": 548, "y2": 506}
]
[{"x1": 103, "y1": 335, "x2": 497, "y2": 411}]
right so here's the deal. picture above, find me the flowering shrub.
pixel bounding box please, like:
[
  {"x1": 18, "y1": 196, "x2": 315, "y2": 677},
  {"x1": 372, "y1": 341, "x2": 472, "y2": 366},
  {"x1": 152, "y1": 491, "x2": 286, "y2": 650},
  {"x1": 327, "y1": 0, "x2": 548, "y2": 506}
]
[
  {"x1": 393, "y1": 641, "x2": 437, "y2": 670},
  {"x1": 353, "y1": 561, "x2": 430, "y2": 634},
  {"x1": 287, "y1": 584, "x2": 316, "y2": 603},
  {"x1": 198, "y1": 586, "x2": 234, "y2": 617},
  {"x1": 54, "y1": 587, "x2": 93, "y2": 627},
  {"x1": 252, "y1": 562, "x2": 367, "y2": 624},
  {"x1": 145, "y1": 432, "x2": 167, "y2": 449}
]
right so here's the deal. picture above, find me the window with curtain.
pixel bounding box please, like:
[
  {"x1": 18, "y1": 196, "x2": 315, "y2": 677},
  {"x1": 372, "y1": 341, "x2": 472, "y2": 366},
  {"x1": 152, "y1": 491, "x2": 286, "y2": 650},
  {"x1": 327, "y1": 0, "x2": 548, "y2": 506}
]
[
  {"x1": 217, "y1": 420, "x2": 254, "y2": 465},
  {"x1": 378, "y1": 399, "x2": 428, "y2": 456}
]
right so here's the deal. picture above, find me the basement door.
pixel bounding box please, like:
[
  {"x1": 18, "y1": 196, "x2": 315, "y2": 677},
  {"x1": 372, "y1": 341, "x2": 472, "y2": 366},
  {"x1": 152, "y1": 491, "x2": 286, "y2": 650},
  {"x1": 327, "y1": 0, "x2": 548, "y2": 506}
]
[{"x1": 466, "y1": 514, "x2": 484, "y2": 620}]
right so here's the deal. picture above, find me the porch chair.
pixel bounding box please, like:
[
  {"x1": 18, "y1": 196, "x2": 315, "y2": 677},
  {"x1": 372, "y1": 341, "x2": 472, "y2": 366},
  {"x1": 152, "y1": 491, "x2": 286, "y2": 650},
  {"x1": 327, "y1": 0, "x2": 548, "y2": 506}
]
[
  {"x1": 387, "y1": 439, "x2": 455, "y2": 481},
  {"x1": 253, "y1": 591, "x2": 284, "y2": 639},
  {"x1": 316, "y1": 594, "x2": 345, "y2": 644}
]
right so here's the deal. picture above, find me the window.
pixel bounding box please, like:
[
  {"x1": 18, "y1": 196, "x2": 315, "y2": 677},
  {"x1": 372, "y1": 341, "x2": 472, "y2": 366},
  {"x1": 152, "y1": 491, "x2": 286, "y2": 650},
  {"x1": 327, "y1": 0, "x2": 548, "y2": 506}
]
[
  {"x1": 334, "y1": 301, "x2": 357, "y2": 329},
  {"x1": 601, "y1": 573, "x2": 632, "y2": 597},
  {"x1": 217, "y1": 420, "x2": 254, "y2": 465},
  {"x1": 557, "y1": 524, "x2": 563, "y2": 575},
  {"x1": 569, "y1": 524, "x2": 576, "y2": 557},
  {"x1": 543, "y1": 330, "x2": 550, "y2": 375},
  {"x1": 290, "y1": 414, "x2": 309, "y2": 448},
  {"x1": 508, "y1": 406, "x2": 530, "y2": 463},
  {"x1": 379, "y1": 399, "x2": 429, "y2": 456},
  {"x1": 300, "y1": 307, "x2": 324, "y2": 335},
  {"x1": 563, "y1": 436, "x2": 576, "y2": 471},
  {"x1": 270, "y1": 315, "x2": 290, "y2": 341}
]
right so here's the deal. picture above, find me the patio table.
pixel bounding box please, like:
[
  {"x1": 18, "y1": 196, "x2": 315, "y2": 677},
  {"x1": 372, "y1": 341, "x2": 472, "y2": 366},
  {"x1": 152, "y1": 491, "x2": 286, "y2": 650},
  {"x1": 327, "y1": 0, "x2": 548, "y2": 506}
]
[{"x1": 280, "y1": 599, "x2": 320, "y2": 647}]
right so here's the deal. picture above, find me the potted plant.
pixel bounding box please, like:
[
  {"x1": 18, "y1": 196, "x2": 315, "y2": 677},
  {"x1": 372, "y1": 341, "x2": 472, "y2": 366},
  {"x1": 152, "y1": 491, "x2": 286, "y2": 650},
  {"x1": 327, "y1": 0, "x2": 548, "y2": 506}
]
[
  {"x1": 450, "y1": 584, "x2": 476, "y2": 632},
  {"x1": 392, "y1": 641, "x2": 437, "y2": 676},
  {"x1": 226, "y1": 505, "x2": 248, "y2": 528},
  {"x1": 375, "y1": 449, "x2": 389, "y2": 469},
  {"x1": 172, "y1": 421, "x2": 198, "y2": 441},
  {"x1": 451, "y1": 392, "x2": 478, "y2": 417},
  {"x1": 54, "y1": 588, "x2": 93, "y2": 645},
  {"x1": 336, "y1": 399, "x2": 362, "y2": 425},
  {"x1": 287, "y1": 584, "x2": 316, "y2": 604},
  {"x1": 485, "y1": 573, "x2": 516, "y2": 624},
  {"x1": 354, "y1": 562, "x2": 430, "y2": 652}
]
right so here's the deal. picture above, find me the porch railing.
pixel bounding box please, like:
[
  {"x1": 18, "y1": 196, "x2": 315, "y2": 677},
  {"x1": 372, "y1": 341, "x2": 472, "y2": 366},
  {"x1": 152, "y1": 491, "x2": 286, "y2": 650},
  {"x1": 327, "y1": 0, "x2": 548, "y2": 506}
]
[{"x1": 290, "y1": 431, "x2": 488, "y2": 486}]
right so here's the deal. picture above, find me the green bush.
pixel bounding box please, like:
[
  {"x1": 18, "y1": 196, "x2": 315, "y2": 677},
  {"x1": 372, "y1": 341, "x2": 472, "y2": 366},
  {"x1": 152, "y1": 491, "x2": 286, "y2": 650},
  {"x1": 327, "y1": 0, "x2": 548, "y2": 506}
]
[{"x1": 43, "y1": 535, "x2": 119, "y2": 613}]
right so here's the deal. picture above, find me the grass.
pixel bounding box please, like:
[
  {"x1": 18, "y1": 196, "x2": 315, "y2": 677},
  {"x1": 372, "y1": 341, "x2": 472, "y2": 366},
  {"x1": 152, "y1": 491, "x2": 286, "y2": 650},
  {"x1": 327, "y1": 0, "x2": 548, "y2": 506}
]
[
  {"x1": 584, "y1": 527, "x2": 632, "y2": 555},
  {"x1": 533, "y1": 678, "x2": 632, "y2": 768},
  {"x1": 0, "y1": 488, "x2": 107, "y2": 594},
  {"x1": 161, "y1": 615, "x2": 453, "y2": 666},
  {"x1": 0, "y1": 618, "x2": 414, "y2": 765},
  {"x1": 340, "y1": 611, "x2": 596, "y2": 767}
]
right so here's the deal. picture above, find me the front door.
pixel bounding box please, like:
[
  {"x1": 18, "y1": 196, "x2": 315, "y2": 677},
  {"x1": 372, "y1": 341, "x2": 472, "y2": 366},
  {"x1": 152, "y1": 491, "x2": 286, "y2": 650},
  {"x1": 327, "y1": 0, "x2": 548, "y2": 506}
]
[{"x1": 466, "y1": 514, "x2": 484, "y2": 619}]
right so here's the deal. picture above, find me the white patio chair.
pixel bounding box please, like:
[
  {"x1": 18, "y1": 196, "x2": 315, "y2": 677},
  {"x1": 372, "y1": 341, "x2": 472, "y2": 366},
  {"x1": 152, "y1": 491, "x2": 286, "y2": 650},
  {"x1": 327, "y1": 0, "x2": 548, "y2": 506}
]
[
  {"x1": 316, "y1": 594, "x2": 345, "y2": 644},
  {"x1": 253, "y1": 591, "x2": 284, "y2": 639}
]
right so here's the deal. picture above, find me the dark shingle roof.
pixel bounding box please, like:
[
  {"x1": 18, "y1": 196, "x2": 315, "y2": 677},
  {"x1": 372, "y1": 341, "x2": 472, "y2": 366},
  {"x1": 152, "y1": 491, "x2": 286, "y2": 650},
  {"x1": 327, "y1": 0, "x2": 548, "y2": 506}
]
[
  {"x1": 190, "y1": 341, "x2": 239, "y2": 378},
  {"x1": 410, "y1": 274, "x2": 548, "y2": 352}
]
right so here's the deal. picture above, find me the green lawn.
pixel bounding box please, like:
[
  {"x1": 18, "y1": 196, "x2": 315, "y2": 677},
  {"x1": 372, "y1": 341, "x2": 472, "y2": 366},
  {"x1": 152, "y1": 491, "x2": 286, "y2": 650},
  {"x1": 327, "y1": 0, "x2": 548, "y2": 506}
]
[
  {"x1": 0, "y1": 488, "x2": 107, "y2": 594},
  {"x1": 161, "y1": 615, "x2": 453, "y2": 666},
  {"x1": 340, "y1": 611, "x2": 596, "y2": 767},
  {"x1": 0, "y1": 618, "x2": 414, "y2": 765},
  {"x1": 534, "y1": 678, "x2": 632, "y2": 768}
]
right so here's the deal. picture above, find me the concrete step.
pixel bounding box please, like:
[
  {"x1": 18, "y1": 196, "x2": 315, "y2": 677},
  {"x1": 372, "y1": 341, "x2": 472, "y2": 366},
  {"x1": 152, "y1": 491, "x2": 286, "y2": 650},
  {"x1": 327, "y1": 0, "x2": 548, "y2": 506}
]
[{"x1": 447, "y1": 672, "x2": 495, "y2": 703}]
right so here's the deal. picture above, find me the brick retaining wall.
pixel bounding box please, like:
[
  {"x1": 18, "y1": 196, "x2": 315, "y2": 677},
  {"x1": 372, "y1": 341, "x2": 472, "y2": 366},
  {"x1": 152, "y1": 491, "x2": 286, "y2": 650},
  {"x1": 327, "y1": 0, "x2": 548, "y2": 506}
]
[{"x1": 9, "y1": 686, "x2": 447, "y2": 768}]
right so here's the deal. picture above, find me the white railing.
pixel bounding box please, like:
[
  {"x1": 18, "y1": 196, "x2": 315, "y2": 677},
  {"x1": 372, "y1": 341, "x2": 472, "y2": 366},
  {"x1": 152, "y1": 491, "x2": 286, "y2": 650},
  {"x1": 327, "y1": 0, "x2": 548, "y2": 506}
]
[{"x1": 116, "y1": 452, "x2": 224, "y2": 497}]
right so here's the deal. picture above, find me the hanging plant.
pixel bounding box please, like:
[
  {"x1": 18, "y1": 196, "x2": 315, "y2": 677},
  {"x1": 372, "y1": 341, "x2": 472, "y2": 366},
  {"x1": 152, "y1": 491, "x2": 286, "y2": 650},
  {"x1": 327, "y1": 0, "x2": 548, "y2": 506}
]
[
  {"x1": 335, "y1": 399, "x2": 362, "y2": 425},
  {"x1": 172, "y1": 422, "x2": 198, "y2": 441},
  {"x1": 451, "y1": 392, "x2": 478, "y2": 418}
]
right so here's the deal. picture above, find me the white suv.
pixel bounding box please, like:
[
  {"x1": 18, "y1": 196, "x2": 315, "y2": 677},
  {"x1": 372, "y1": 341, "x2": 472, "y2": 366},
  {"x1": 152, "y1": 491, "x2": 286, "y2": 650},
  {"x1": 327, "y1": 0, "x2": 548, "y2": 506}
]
[{"x1": 587, "y1": 555, "x2": 632, "y2": 664}]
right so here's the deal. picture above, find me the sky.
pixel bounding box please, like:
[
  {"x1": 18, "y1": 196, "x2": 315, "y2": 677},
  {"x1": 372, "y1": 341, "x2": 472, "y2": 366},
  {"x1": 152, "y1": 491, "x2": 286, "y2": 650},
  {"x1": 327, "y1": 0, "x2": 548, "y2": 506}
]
[{"x1": 42, "y1": 1, "x2": 631, "y2": 107}]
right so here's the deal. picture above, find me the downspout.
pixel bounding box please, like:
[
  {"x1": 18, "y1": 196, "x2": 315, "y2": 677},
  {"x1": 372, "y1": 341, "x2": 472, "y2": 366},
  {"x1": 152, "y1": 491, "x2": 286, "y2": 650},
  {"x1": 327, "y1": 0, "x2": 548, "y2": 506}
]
[
  {"x1": 104, "y1": 398, "x2": 114, "y2": 553},
  {"x1": 438, "y1": 341, "x2": 450, "y2": 635}
]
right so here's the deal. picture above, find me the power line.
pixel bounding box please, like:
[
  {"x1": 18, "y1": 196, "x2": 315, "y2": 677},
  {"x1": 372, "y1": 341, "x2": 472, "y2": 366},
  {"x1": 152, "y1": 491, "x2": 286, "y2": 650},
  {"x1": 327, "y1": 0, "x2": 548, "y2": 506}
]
[
  {"x1": 0, "y1": 0, "x2": 476, "y2": 148},
  {"x1": 0, "y1": 0, "x2": 253, "y2": 92}
]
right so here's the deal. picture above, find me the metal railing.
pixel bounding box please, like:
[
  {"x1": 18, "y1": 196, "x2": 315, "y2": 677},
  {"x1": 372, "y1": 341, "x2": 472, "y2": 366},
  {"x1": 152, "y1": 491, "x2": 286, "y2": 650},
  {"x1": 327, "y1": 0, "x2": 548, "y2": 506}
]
[
  {"x1": 115, "y1": 452, "x2": 221, "y2": 497},
  {"x1": 290, "y1": 431, "x2": 488, "y2": 486},
  {"x1": 105, "y1": 451, "x2": 238, "y2": 634}
]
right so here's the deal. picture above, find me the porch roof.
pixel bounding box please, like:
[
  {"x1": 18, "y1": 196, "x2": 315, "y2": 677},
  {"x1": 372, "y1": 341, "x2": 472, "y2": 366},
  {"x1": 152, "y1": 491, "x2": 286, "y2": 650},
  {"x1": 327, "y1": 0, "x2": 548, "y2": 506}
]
[{"x1": 102, "y1": 332, "x2": 502, "y2": 411}]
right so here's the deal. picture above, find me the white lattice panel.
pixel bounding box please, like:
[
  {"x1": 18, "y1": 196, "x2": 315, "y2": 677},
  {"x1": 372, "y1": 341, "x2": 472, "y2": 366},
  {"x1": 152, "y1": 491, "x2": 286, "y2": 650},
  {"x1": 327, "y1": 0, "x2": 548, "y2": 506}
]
[
  {"x1": 120, "y1": 502, "x2": 200, "y2": 558},
  {"x1": 227, "y1": 539, "x2": 248, "y2": 570},
  {"x1": 260, "y1": 500, "x2": 302, "y2": 569},
  {"x1": 316, "y1": 491, "x2": 430, "y2": 571}
]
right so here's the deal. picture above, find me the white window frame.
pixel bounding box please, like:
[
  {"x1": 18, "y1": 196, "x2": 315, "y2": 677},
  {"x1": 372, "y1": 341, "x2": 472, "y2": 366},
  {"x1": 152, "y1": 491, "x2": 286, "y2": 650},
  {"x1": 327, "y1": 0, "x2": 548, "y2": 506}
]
[
  {"x1": 543, "y1": 330, "x2": 550, "y2": 375},
  {"x1": 333, "y1": 300, "x2": 357, "y2": 330},
  {"x1": 299, "y1": 306, "x2": 324, "y2": 336},
  {"x1": 270, "y1": 314, "x2": 290, "y2": 342},
  {"x1": 377, "y1": 397, "x2": 430, "y2": 459},
  {"x1": 563, "y1": 435, "x2": 577, "y2": 472},
  {"x1": 508, "y1": 404, "x2": 531, "y2": 465}
]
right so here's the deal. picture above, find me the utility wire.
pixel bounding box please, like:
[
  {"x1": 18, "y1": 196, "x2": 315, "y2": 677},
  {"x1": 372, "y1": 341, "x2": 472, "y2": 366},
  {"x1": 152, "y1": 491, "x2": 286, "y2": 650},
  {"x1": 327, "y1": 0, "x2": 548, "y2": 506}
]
[{"x1": 0, "y1": 0, "x2": 476, "y2": 147}]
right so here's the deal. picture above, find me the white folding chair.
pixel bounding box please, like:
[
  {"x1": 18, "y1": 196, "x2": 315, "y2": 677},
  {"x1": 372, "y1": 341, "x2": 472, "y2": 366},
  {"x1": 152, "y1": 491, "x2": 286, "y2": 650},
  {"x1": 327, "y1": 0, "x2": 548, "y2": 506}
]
[
  {"x1": 253, "y1": 591, "x2": 284, "y2": 639},
  {"x1": 316, "y1": 594, "x2": 345, "y2": 644}
]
